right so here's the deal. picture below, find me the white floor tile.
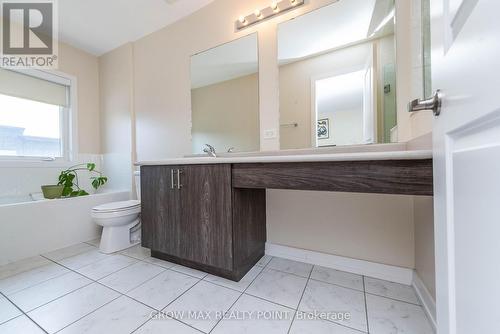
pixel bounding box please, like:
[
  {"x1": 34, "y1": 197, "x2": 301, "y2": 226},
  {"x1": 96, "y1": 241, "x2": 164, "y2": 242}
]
[
  {"x1": 127, "y1": 270, "x2": 199, "y2": 310},
  {"x1": 364, "y1": 277, "x2": 419, "y2": 304},
  {"x1": 42, "y1": 243, "x2": 96, "y2": 262},
  {"x1": 0, "y1": 315, "x2": 45, "y2": 334},
  {"x1": 0, "y1": 295, "x2": 21, "y2": 324},
  {"x1": 120, "y1": 245, "x2": 151, "y2": 260},
  {"x1": 28, "y1": 283, "x2": 120, "y2": 334},
  {"x1": 299, "y1": 279, "x2": 367, "y2": 332},
  {"x1": 99, "y1": 261, "x2": 164, "y2": 293},
  {"x1": 171, "y1": 264, "x2": 208, "y2": 279},
  {"x1": 0, "y1": 256, "x2": 51, "y2": 280},
  {"x1": 143, "y1": 257, "x2": 176, "y2": 269},
  {"x1": 9, "y1": 271, "x2": 91, "y2": 312},
  {"x1": 310, "y1": 266, "x2": 364, "y2": 292},
  {"x1": 204, "y1": 265, "x2": 262, "y2": 292},
  {"x1": 256, "y1": 255, "x2": 273, "y2": 267},
  {"x1": 212, "y1": 294, "x2": 294, "y2": 334},
  {"x1": 246, "y1": 269, "x2": 308, "y2": 309},
  {"x1": 58, "y1": 250, "x2": 111, "y2": 270},
  {"x1": 267, "y1": 258, "x2": 313, "y2": 278},
  {"x1": 0, "y1": 263, "x2": 68, "y2": 295},
  {"x1": 57, "y1": 296, "x2": 153, "y2": 334},
  {"x1": 135, "y1": 318, "x2": 201, "y2": 334},
  {"x1": 290, "y1": 313, "x2": 362, "y2": 334},
  {"x1": 0, "y1": 249, "x2": 434, "y2": 334},
  {"x1": 76, "y1": 254, "x2": 138, "y2": 280},
  {"x1": 366, "y1": 294, "x2": 433, "y2": 334},
  {"x1": 164, "y1": 281, "x2": 241, "y2": 333}
]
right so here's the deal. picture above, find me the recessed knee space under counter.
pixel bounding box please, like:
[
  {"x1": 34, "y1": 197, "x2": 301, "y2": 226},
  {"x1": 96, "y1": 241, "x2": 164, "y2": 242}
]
[{"x1": 136, "y1": 149, "x2": 433, "y2": 281}]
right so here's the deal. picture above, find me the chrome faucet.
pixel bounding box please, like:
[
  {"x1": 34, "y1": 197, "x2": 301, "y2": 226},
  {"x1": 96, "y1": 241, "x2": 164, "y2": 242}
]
[
  {"x1": 203, "y1": 144, "x2": 217, "y2": 157},
  {"x1": 227, "y1": 147, "x2": 235, "y2": 153}
]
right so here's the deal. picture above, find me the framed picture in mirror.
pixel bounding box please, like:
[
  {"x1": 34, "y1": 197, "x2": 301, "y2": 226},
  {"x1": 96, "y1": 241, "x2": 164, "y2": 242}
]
[{"x1": 317, "y1": 118, "x2": 330, "y2": 140}]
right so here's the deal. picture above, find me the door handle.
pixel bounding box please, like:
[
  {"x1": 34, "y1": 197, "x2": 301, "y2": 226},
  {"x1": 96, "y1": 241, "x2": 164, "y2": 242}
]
[
  {"x1": 408, "y1": 90, "x2": 442, "y2": 116},
  {"x1": 176, "y1": 169, "x2": 183, "y2": 190},
  {"x1": 170, "y1": 169, "x2": 175, "y2": 189}
]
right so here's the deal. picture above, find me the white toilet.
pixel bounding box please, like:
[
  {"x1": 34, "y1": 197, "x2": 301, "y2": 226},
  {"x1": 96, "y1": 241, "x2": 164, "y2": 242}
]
[{"x1": 92, "y1": 172, "x2": 142, "y2": 254}]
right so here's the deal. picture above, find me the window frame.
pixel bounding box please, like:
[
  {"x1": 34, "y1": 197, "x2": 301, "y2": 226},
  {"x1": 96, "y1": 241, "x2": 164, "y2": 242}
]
[{"x1": 0, "y1": 69, "x2": 78, "y2": 166}]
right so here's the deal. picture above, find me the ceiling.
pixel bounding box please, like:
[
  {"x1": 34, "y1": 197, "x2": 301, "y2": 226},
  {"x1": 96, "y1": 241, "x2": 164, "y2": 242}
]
[{"x1": 58, "y1": 0, "x2": 214, "y2": 56}]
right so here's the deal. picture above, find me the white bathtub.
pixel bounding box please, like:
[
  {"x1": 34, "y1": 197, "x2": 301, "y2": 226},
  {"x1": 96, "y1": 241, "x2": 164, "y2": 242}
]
[{"x1": 0, "y1": 191, "x2": 130, "y2": 266}]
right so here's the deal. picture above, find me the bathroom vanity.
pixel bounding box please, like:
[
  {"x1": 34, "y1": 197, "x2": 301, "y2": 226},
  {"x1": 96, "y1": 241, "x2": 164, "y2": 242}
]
[{"x1": 138, "y1": 150, "x2": 433, "y2": 281}]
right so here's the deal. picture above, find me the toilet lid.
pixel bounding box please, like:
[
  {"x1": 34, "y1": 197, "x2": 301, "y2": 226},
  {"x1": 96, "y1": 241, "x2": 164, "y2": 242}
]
[{"x1": 92, "y1": 200, "x2": 140, "y2": 213}]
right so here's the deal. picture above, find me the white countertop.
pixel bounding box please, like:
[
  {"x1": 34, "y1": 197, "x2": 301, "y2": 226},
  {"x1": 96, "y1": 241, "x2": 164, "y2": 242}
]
[{"x1": 135, "y1": 150, "x2": 433, "y2": 166}]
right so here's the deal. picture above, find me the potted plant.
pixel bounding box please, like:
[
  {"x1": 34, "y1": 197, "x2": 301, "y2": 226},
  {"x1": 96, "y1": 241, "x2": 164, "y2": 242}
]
[
  {"x1": 41, "y1": 163, "x2": 108, "y2": 199},
  {"x1": 58, "y1": 163, "x2": 108, "y2": 197}
]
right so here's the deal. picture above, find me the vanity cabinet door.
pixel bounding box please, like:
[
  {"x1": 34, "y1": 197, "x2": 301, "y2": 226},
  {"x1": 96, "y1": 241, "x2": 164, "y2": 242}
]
[
  {"x1": 179, "y1": 164, "x2": 233, "y2": 270},
  {"x1": 141, "y1": 166, "x2": 182, "y2": 256}
]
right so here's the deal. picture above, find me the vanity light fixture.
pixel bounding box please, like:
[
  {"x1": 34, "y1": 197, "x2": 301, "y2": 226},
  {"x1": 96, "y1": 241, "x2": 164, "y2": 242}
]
[{"x1": 235, "y1": 0, "x2": 305, "y2": 31}]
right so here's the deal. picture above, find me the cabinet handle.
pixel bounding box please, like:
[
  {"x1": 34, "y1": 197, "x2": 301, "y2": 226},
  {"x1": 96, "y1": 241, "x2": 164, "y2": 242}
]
[
  {"x1": 177, "y1": 169, "x2": 183, "y2": 190},
  {"x1": 170, "y1": 169, "x2": 175, "y2": 189}
]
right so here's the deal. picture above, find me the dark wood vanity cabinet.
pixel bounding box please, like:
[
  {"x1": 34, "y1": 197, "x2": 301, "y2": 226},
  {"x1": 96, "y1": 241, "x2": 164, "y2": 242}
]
[
  {"x1": 141, "y1": 158, "x2": 432, "y2": 281},
  {"x1": 141, "y1": 164, "x2": 266, "y2": 281}
]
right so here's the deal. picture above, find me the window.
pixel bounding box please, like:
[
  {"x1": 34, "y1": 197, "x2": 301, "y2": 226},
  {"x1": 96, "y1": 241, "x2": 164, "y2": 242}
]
[{"x1": 0, "y1": 69, "x2": 73, "y2": 160}]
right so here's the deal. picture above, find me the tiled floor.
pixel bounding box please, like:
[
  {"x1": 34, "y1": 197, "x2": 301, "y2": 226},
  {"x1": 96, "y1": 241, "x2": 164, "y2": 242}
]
[{"x1": 0, "y1": 241, "x2": 434, "y2": 333}]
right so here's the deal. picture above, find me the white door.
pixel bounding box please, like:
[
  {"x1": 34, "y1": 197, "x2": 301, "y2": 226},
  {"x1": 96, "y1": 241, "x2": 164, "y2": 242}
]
[{"x1": 430, "y1": 0, "x2": 500, "y2": 333}]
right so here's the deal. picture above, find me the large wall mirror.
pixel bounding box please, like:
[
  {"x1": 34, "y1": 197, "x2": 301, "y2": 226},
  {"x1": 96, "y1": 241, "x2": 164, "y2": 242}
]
[
  {"x1": 278, "y1": 0, "x2": 397, "y2": 149},
  {"x1": 190, "y1": 33, "x2": 259, "y2": 154}
]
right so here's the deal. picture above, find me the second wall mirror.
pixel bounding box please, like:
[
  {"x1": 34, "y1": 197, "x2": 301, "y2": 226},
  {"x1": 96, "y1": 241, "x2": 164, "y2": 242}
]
[{"x1": 278, "y1": 0, "x2": 397, "y2": 149}]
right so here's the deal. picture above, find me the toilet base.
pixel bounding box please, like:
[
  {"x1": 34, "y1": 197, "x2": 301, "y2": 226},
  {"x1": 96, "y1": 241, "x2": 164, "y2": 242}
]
[{"x1": 99, "y1": 219, "x2": 141, "y2": 254}]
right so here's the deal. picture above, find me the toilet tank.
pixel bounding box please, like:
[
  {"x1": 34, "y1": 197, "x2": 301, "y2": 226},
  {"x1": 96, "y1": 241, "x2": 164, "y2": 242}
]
[{"x1": 134, "y1": 171, "x2": 141, "y2": 201}]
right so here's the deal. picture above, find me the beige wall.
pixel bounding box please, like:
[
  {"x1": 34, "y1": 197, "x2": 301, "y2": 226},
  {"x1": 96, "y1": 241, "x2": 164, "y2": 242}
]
[
  {"x1": 133, "y1": 0, "x2": 341, "y2": 161},
  {"x1": 58, "y1": 43, "x2": 100, "y2": 154},
  {"x1": 406, "y1": 0, "x2": 435, "y2": 299},
  {"x1": 0, "y1": 18, "x2": 101, "y2": 154},
  {"x1": 191, "y1": 73, "x2": 260, "y2": 154},
  {"x1": 99, "y1": 44, "x2": 135, "y2": 191},
  {"x1": 98, "y1": 0, "x2": 433, "y2": 274},
  {"x1": 414, "y1": 196, "x2": 435, "y2": 298},
  {"x1": 268, "y1": 190, "x2": 415, "y2": 268}
]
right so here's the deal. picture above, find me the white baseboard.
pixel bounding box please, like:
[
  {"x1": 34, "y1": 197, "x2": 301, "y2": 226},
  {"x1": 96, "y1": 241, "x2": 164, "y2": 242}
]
[
  {"x1": 412, "y1": 271, "x2": 437, "y2": 331},
  {"x1": 265, "y1": 243, "x2": 413, "y2": 285}
]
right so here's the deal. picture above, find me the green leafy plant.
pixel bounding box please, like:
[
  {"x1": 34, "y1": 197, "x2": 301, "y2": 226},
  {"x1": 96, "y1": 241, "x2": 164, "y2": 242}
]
[{"x1": 58, "y1": 163, "x2": 108, "y2": 197}]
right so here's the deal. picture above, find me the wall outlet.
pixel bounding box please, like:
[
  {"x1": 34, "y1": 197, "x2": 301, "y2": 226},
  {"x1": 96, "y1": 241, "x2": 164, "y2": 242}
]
[{"x1": 263, "y1": 129, "x2": 278, "y2": 139}]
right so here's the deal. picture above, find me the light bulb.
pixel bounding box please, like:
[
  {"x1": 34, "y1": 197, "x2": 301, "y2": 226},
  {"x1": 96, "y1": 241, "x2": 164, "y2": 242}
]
[
  {"x1": 290, "y1": 0, "x2": 297, "y2": 5},
  {"x1": 271, "y1": 1, "x2": 279, "y2": 11},
  {"x1": 254, "y1": 9, "x2": 263, "y2": 19},
  {"x1": 238, "y1": 16, "x2": 247, "y2": 24}
]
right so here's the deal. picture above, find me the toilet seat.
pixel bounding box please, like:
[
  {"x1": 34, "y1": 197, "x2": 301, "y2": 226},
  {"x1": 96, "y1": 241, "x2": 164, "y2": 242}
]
[
  {"x1": 92, "y1": 200, "x2": 140, "y2": 213},
  {"x1": 92, "y1": 206, "x2": 141, "y2": 219}
]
